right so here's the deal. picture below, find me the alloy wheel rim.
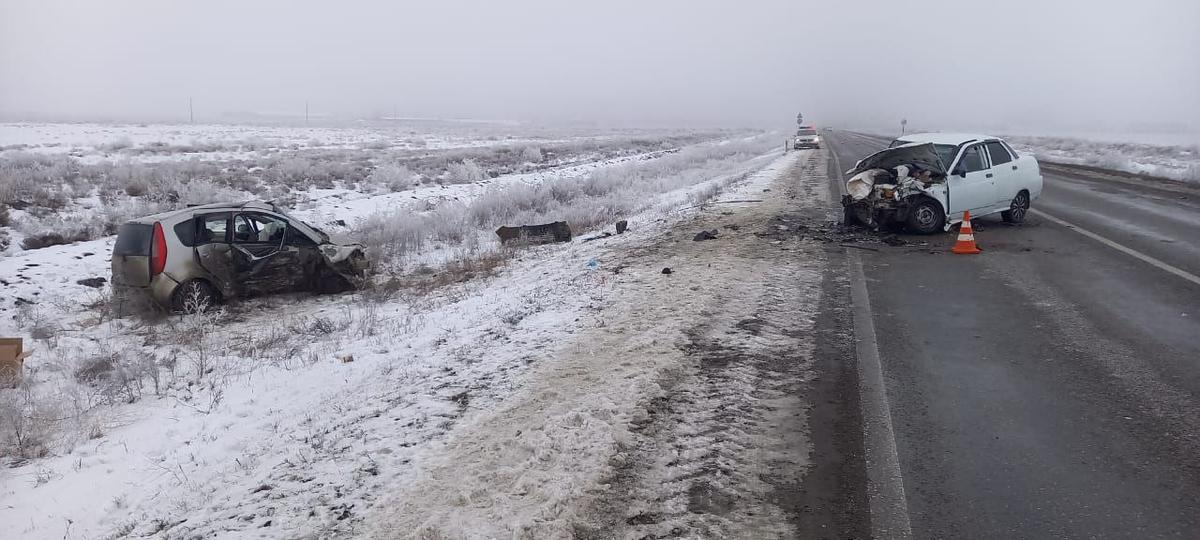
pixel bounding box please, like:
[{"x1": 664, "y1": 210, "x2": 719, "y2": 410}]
[{"x1": 916, "y1": 206, "x2": 936, "y2": 227}]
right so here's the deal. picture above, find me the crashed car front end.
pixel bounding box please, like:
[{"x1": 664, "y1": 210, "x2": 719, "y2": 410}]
[
  {"x1": 315, "y1": 234, "x2": 370, "y2": 291},
  {"x1": 841, "y1": 143, "x2": 948, "y2": 230}
]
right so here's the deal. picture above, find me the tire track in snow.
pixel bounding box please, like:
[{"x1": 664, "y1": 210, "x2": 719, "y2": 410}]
[
  {"x1": 360, "y1": 151, "x2": 831, "y2": 539},
  {"x1": 573, "y1": 152, "x2": 829, "y2": 539}
]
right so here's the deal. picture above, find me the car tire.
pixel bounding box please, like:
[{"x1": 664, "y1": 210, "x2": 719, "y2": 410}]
[
  {"x1": 1001, "y1": 190, "x2": 1030, "y2": 223},
  {"x1": 905, "y1": 198, "x2": 945, "y2": 234},
  {"x1": 172, "y1": 280, "x2": 217, "y2": 313}
]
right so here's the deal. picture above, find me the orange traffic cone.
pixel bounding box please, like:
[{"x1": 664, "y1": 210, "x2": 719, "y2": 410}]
[{"x1": 951, "y1": 211, "x2": 982, "y2": 254}]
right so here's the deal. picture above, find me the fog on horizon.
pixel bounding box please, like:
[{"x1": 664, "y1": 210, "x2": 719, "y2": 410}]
[{"x1": 1, "y1": 0, "x2": 1197, "y2": 138}]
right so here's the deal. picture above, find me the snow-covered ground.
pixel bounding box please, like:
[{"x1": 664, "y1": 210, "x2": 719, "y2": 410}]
[
  {"x1": 0, "y1": 122, "x2": 801, "y2": 538},
  {"x1": 1003, "y1": 135, "x2": 1200, "y2": 183},
  {"x1": 0, "y1": 121, "x2": 623, "y2": 156},
  {"x1": 361, "y1": 150, "x2": 830, "y2": 539}
]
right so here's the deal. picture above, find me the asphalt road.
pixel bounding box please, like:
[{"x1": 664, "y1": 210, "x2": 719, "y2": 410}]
[{"x1": 824, "y1": 130, "x2": 1200, "y2": 539}]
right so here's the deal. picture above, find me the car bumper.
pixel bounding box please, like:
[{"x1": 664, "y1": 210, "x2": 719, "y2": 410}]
[
  {"x1": 112, "y1": 273, "x2": 181, "y2": 308},
  {"x1": 793, "y1": 142, "x2": 820, "y2": 149}
]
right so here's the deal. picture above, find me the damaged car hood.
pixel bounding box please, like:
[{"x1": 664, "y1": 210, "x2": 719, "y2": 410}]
[
  {"x1": 320, "y1": 234, "x2": 365, "y2": 263},
  {"x1": 848, "y1": 142, "x2": 947, "y2": 177}
]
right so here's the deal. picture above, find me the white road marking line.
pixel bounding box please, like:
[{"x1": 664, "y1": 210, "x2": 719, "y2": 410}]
[
  {"x1": 830, "y1": 133, "x2": 912, "y2": 538},
  {"x1": 848, "y1": 249, "x2": 913, "y2": 540},
  {"x1": 1031, "y1": 208, "x2": 1200, "y2": 287}
]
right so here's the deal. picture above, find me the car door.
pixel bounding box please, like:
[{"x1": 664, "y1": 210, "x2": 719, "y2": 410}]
[
  {"x1": 231, "y1": 212, "x2": 305, "y2": 296},
  {"x1": 193, "y1": 212, "x2": 238, "y2": 296},
  {"x1": 947, "y1": 143, "x2": 997, "y2": 216},
  {"x1": 983, "y1": 140, "x2": 1018, "y2": 206}
]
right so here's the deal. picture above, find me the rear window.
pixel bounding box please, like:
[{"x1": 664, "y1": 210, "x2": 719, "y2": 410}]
[
  {"x1": 797, "y1": 128, "x2": 817, "y2": 136},
  {"x1": 113, "y1": 223, "x2": 153, "y2": 256}
]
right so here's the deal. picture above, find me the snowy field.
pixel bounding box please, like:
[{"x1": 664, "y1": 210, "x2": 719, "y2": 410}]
[
  {"x1": 0, "y1": 121, "x2": 787, "y2": 538},
  {"x1": 1003, "y1": 135, "x2": 1200, "y2": 183}
]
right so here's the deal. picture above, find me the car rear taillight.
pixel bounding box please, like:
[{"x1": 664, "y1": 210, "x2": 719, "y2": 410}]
[{"x1": 150, "y1": 221, "x2": 167, "y2": 276}]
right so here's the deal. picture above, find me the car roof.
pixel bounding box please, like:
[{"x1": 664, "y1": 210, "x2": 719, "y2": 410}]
[
  {"x1": 893, "y1": 132, "x2": 997, "y2": 145},
  {"x1": 127, "y1": 201, "x2": 278, "y2": 224}
]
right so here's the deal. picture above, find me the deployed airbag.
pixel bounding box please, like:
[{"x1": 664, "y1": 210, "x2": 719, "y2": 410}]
[{"x1": 846, "y1": 169, "x2": 892, "y2": 201}]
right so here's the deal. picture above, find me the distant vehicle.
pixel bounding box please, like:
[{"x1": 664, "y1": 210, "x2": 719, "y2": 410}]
[
  {"x1": 794, "y1": 126, "x2": 820, "y2": 149},
  {"x1": 841, "y1": 133, "x2": 1043, "y2": 234},
  {"x1": 111, "y1": 201, "x2": 368, "y2": 311}
]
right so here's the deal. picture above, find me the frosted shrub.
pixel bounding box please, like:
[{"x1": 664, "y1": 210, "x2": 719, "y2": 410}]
[
  {"x1": 445, "y1": 159, "x2": 487, "y2": 184},
  {"x1": 17, "y1": 214, "x2": 97, "y2": 249},
  {"x1": 0, "y1": 384, "x2": 60, "y2": 461},
  {"x1": 426, "y1": 203, "x2": 471, "y2": 243},
  {"x1": 97, "y1": 137, "x2": 133, "y2": 153},
  {"x1": 355, "y1": 133, "x2": 775, "y2": 269},
  {"x1": 167, "y1": 177, "x2": 244, "y2": 206},
  {"x1": 369, "y1": 163, "x2": 417, "y2": 192},
  {"x1": 521, "y1": 146, "x2": 544, "y2": 163},
  {"x1": 0, "y1": 152, "x2": 74, "y2": 208}
]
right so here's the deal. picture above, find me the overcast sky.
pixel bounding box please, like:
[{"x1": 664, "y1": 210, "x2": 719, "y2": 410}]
[{"x1": 1, "y1": 0, "x2": 1197, "y2": 135}]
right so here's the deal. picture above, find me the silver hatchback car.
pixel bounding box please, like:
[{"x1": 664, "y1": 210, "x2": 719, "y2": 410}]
[{"x1": 111, "y1": 201, "x2": 368, "y2": 310}]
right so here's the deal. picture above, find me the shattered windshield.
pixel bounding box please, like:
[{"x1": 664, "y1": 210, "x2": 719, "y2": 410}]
[
  {"x1": 933, "y1": 144, "x2": 959, "y2": 169},
  {"x1": 275, "y1": 209, "x2": 330, "y2": 243}
]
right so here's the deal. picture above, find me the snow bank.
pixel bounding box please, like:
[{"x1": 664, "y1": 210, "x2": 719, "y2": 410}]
[{"x1": 1005, "y1": 135, "x2": 1200, "y2": 183}]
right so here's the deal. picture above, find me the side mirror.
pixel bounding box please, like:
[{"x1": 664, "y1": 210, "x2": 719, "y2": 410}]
[{"x1": 953, "y1": 167, "x2": 967, "y2": 178}]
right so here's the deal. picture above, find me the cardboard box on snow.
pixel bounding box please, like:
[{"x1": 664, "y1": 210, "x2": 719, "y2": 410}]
[{"x1": 0, "y1": 338, "x2": 29, "y2": 387}]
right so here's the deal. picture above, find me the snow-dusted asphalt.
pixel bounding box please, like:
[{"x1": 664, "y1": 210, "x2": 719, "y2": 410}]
[{"x1": 826, "y1": 130, "x2": 1200, "y2": 539}]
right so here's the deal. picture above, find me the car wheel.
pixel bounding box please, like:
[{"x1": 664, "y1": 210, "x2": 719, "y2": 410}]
[
  {"x1": 172, "y1": 280, "x2": 217, "y2": 313},
  {"x1": 1001, "y1": 191, "x2": 1030, "y2": 223},
  {"x1": 905, "y1": 198, "x2": 945, "y2": 234}
]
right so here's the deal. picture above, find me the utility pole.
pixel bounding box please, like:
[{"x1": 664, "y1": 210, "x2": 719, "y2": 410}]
[
  {"x1": 189, "y1": 97, "x2": 194, "y2": 124},
  {"x1": 305, "y1": 100, "x2": 309, "y2": 126}
]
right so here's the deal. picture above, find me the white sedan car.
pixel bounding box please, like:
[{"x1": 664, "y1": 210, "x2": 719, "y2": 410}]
[{"x1": 842, "y1": 133, "x2": 1044, "y2": 233}]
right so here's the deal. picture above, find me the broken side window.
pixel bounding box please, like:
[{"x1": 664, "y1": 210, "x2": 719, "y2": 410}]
[
  {"x1": 286, "y1": 224, "x2": 317, "y2": 247},
  {"x1": 197, "y1": 213, "x2": 230, "y2": 244},
  {"x1": 234, "y1": 213, "x2": 287, "y2": 244}
]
